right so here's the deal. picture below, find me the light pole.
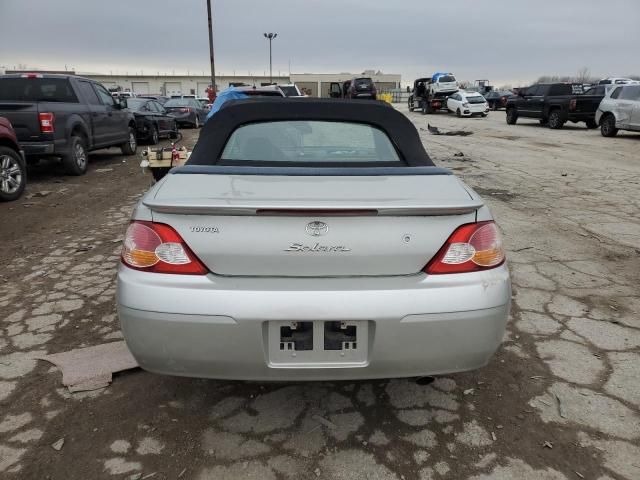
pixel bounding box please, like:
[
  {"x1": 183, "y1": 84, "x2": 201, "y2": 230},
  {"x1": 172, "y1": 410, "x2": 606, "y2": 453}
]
[
  {"x1": 263, "y1": 32, "x2": 277, "y2": 84},
  {"x1": 206, "y1": 0, "x2": 216, "y2": 101}
]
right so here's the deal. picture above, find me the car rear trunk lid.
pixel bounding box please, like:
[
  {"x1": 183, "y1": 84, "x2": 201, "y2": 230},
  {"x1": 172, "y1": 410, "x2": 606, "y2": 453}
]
[{"x1": 145, "y1": 172, "x2": 482, "y2": 277}]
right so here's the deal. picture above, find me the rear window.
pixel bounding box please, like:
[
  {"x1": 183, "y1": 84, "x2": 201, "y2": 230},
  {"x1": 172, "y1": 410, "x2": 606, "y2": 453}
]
[
  {"x1": 220, "y1": 121, "x2": 401, "y2": 165},
  {"x1": 279, "y1": 86, "x2": 301, "y2": 97},
  {"x1": 0, "y1": 78, "x2": 78, "y2": 102},
  {"x1": 164, "y1": 99, "x2": 195, "y2": 107},
  {"x1": 438, "y1": 75, "x2": 456, "y2": 83},
  {"x1": 467, "y1": 95, "x2": 486, "y2": 104}
]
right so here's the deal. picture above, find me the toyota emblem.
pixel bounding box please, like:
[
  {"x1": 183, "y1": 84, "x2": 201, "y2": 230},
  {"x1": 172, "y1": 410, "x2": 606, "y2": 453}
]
[{"x1": 305, "y1": 221, "x2": 329, "y2": 236}]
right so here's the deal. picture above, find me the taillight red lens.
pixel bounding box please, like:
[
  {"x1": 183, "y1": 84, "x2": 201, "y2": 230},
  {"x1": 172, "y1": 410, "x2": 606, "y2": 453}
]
[
  {"x1": 179, "y1": 107, "x2": 192, "y2": 113},
  {"x1": 121, "y1": 221, "x2": 208, "y2": 275},
  {"x1": 39, "y1": 112, "x2": 55, "y2": 133},
  {"x1": 569, "y1": 99, "x2": 577, "y2": 110},
  {"x1": 424, "y1": 221, "x2": 505, "y2": 274}
]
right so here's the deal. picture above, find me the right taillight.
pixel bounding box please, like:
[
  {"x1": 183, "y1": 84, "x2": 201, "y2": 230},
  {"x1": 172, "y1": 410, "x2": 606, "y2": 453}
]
[
  {"x1": 39, "y1": 112, "x2": 55, "y2": 133},
  {"x1": 424, "y1": 221, "x2": 505, "y2": 274},
  {"x1": 121, "y1": 221, "x2": 208, "y2": 275}
]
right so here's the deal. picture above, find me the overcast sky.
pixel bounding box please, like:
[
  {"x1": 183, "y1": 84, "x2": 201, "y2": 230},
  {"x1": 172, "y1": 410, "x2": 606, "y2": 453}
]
[{"x1": 1, "y1": 0, "x2": 638, "y2": 86}]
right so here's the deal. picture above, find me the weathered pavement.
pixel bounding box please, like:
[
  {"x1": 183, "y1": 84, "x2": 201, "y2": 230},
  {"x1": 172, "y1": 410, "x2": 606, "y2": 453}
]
[{"x1": 1, "y1": 111, "x2": 639, "y2": 479}]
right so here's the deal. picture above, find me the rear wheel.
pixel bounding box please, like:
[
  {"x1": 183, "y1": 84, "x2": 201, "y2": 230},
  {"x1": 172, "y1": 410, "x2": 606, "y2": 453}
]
[
  {"x1": 169, "y1": 121, "x2": 179, "y2": 139},
  {"x1": 149, "y1": 125, "x2": 159, "y2": 145},
  {"x1": 0, "y1": 147, "x2": 26, "y2": 202},
  {"x1": 408, "y1": 97, "x2": 414, "y2": 112},
  {"x1": 600, "y1": 114, "x2": 618, "y2": 137},
  {"x1": 506, "y1": 108, "x2": 518, "y2": 125},
  {"x1": 151, "y1": 167, "x2": 170, "y2": 182},
  {"x1": 62, "y1": 135, "x2": 88, "y2": 176},
  {"x1": 121, "y1": 127, "x2": 137, "y2": 155},
  {"x1": 547, "y1": 110, "x2": 564, "y2": 129},
  {"x1": 585, "y1": 119, "x2": 598, "y2": 129}
]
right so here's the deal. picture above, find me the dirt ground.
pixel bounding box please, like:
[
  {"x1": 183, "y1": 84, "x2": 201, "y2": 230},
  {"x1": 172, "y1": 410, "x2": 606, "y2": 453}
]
[{"x1": 1, "y1": 109, "x2": 639, "y2": 480}]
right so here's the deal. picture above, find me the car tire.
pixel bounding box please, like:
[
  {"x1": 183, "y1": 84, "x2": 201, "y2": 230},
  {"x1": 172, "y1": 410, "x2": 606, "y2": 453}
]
[
  {"x1": 600, "y1": 114, "x2": 618, "y2": 137},
  {"x1": 585, "y1": 119, "x2": 598, "y2": 129},
  {"x1": 169, "y1": 121, "x2": 179, "y2": 139},
  {"x1": 547, "y1": 110, "x2": 564, "y2": 129},
  {"x1": 481, "y1": 113, "x2": 487, "y2": 117},
  {"x1": 408, "y1": 97, "x2": 414, "y2": 112},
  {"x1": 492, "y1": 102, "x2": 498, "y2": 111},
  {"x1": 506, "y1": 108, "x2": 518, "y2": 125},
  {"x1": 456, "y1": 108, "x2": 461, "y2": 118},
  {"x1": 151, "y1": 167, "x2": 171, "y2": 182},
  {"x1": 121, "y1": 127, "x2": 137, "y2": 155},
  {"x1": 62, "y1": 134, "x2": 88, "y2": 176},
  {"x1": 149, "y1": 125, "x2": 159, "y2": 145},
  {"x1": 194, "y1": 116, "x2": 200, "y2": 129},
  {"x1": 0, "y1": 146, "x2": 26, "y2": 202}
]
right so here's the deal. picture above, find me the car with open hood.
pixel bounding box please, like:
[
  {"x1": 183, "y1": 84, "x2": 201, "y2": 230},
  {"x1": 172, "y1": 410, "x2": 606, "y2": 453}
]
[{"x1": 117, "y1": 98, "x2": 511, "y2": 381}]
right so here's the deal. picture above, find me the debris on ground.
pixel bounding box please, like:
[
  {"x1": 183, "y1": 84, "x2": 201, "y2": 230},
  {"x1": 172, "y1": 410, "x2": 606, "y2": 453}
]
[
  {"x1": 454, "y1": 152, "x2": 465, "y2": 157},
  {"x1": 543, "y1": 441, "x2": 553, "y2": 449},
  {"x1": 51, "y1": 438, "x2": 65, "y2": 451},
  {"x1": 311, "y1": 414, "x2": 338, "y2": 430},
  {"x1": 37, "y1": 341, "x2": 139, "y2": 392},
  {"x1": 423, "y1": 124, "x2": 474, "y2": 136}
]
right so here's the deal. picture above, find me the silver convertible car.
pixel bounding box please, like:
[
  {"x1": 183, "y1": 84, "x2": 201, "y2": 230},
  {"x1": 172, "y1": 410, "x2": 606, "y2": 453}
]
[{"x1": 117, "y1": 98, "x2": 511, "y2": 380}]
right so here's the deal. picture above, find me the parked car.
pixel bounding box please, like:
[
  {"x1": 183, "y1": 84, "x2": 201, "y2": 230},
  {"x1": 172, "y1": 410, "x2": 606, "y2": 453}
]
[
  {"x1": 505, "y1": 83, "x2": 604, "y2": 129},
  {"x1": 447, "y1": 91, "x2": 489, "y2": 117},
  {"x1": 484, "y1": 90, "x2": 514, "y2": 111},
  {"x1": 346, "y1": 77, "x2": 377, "y2": 100},
  {"x1": 137, "y1": 95, "x2": 170, "y2": 105},
  {"x1": 598, "y1": 77, "x2": 640, "y2": 86},
  {"x1": 234, "y1": 85, "x2": 286, "y2": 98},
  {"x1": 0, "y1": 116, "x2": 26, "y2": 202},
  {"x1": 163, "y1": 98, "x2": 207, "y2": 128},
  {"x1": 197, "y1": 97, "x2": 210, "y2": 110},
  {"x1": 126, "y1": 98, "x2": 179, "y2": 144},
  {"x1": 0, "y1": 73, "x2": 137, "y2": 175},
  {"x1": 116, "y1": 97, "x2": 511, "y2": 381},
  {"x1": 595, "y1": 84, "x2": 640, "y2": 137},
  {"x1": 113, "y1": 91, "x2": 136, "y2": 98}
]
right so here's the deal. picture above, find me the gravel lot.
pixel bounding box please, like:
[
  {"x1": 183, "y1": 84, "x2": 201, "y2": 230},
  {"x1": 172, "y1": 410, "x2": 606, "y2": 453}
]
[{"x1": 1, "y1": 108, "x2": 639, "y2": 479}]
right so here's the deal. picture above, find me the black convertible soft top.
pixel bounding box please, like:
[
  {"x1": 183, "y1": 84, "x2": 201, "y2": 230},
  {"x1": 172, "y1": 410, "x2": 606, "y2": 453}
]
[{"x1": 186, "y1": 98, "x2": 435, "y2": 167}]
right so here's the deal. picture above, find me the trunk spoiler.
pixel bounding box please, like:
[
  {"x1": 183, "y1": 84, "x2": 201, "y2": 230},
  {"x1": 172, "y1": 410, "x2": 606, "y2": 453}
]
[{"x1": 143, "y1": 199, "x2": 483, "y2": 216}]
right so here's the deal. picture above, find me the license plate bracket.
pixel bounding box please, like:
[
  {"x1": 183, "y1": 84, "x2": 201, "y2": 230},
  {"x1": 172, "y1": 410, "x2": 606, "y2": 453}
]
[{"x1": 267, "y1": 320, "x2": 369, "y2": 368}]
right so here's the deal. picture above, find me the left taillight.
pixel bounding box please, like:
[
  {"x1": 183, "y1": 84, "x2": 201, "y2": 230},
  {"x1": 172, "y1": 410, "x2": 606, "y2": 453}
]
[
  {"x1": 121, "y1": 221, "x2": 208, "y2": 275},
  {"x1": 424, "y1": 221, "x2": 505, "y2": 274},
  {"x1": 39, "y1": 112, "x2": 55, "y2": 133},
  {"x1": 569, "y1": 99, "x2": 577, "y2": 111}
]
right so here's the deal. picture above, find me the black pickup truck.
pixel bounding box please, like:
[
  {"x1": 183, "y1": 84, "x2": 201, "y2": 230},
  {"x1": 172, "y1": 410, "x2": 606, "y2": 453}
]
[
  {"x1": 505, "y1": 83, "x2": 604, "y2": 129},
  {"x1": 0, "y1": 73, "x2": 137, "y2": 175}
]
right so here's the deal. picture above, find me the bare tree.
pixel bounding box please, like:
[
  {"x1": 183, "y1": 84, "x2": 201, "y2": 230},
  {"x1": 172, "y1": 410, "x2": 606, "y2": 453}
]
[{"x1": 575, "y1": 67, "x2": 591, "y2": 84}]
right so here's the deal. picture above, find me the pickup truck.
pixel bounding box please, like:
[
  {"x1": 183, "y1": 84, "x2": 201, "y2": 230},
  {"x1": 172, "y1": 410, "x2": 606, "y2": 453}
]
[
  {"x1": 0, "y1": 73, "x2": 137, "y2": 175},
  {"x1": 505, "y1": 83, "x2": 604, "y2": 129}
]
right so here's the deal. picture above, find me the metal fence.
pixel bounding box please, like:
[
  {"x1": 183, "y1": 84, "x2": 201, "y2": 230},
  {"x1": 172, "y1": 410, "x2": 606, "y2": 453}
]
[{"x1": 378, "y1": 88, "x2": 411, "y2": 104}]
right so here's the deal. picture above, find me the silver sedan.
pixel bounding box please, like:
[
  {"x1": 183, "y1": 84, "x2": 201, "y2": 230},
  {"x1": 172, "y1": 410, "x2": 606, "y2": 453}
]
[{"x1": 117, "y1": 98, "x2": 511, "y2": 380}]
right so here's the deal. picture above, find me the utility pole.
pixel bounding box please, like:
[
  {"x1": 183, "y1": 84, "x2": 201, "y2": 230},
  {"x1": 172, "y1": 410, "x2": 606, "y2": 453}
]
[
  {"x1": 263, "y1": 32, "x2": 277, "y2": 84},
  {"x1": 207, "y1": 0, "x2": 216, "y2": 100}
]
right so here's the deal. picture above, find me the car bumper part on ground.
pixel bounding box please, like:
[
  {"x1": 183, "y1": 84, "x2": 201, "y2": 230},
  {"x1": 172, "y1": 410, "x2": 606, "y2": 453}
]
[{"x1": 117, "y1": 264, "x2": 511, "y2": 380}]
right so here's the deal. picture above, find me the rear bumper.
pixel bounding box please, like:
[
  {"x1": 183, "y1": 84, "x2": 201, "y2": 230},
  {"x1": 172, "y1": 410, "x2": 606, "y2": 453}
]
[
  {"x1": 21, "y1": 141, "x2": 55, "y2": 156},
  {"x1": 117, "y1": 265, "x2": 511, "y2": 380},
  {"x1": 565, "y1": 112, "x2": 596, "y2": 122}
]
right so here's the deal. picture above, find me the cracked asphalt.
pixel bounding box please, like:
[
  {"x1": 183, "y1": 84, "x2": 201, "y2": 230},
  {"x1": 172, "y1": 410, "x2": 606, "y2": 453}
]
[{"x1": 0, "y1": 108, "x2": 639, "y2": 479}]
